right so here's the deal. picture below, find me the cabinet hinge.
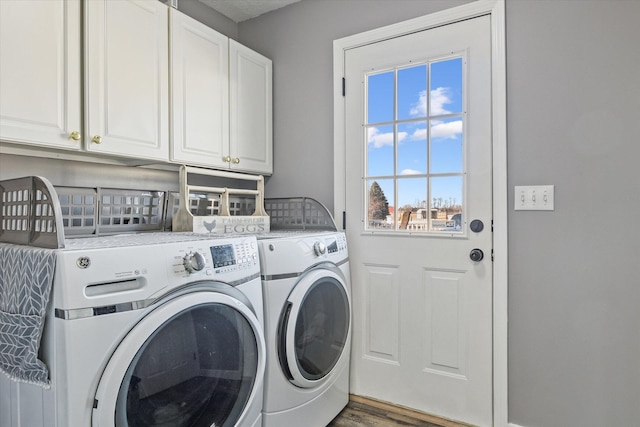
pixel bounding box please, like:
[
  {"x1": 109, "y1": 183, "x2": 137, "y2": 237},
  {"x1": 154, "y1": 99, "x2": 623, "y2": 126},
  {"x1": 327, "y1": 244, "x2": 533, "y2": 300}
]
[
  {"x1": 491, "y1": 249, "x2": 495, "y2": 262},
  {"x1": 342, "y1": 211, "x2": 346, "y2": 230},
  {"x1": 342, "y1": 78, "x2": 346, "y2": 97}
]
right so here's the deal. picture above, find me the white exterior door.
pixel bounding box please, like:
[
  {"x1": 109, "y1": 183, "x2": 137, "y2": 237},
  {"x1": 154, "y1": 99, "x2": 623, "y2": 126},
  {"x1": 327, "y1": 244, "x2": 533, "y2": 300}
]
[
  {"x1": 84, "y1": 0, "x2": 169, "y2": 161},
  {"x1": 344, "y1": 15, "x2": 493, "y2": 426}
]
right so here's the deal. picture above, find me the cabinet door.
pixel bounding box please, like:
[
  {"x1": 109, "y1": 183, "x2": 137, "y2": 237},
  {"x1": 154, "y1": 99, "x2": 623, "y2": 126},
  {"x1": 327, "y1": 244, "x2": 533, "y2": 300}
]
[
  {"x1": 229, "y1": 40, "x2": 273, "y2": 175},
  {"x1": 85, "y1": 0, "x2": 169, "y2": 161},
  {"x1": 170, "y1": 9, "x2": 229, "y2": 168},
  {"x1": 0, "y1": 0, "x2": 82, "y2": 150}
]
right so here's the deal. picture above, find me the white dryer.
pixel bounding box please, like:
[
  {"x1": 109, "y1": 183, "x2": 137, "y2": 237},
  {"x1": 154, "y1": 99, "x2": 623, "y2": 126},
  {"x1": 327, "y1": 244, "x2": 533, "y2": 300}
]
[
  {"x1": 258, "y1": 231, "x2": 351, "y2": 427},
  {"x1": 1, "y1": 232, "x2": 265, "y2": 427}
]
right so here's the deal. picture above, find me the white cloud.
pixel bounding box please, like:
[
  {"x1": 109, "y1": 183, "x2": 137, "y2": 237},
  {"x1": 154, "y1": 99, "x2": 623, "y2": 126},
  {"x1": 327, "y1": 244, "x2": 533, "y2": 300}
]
[
  {"x1": 430, "y1": 87, "x2": 453, "y2": 115},
  {"x1": 409, "y1": 87, "x2": 454, "y2": 117},
  {"x1": 410, "y1": 90, "x2": 427, "y2": 117},
  {"x1": 368, "y1": 127, "x2": 408, "y2": 147},
  {"x1": 410, "y1": 127, "x2": 427, "y2": 140},
  {"x1": 400, "y1": 168, "x2": 422, "y2": 175},
  {"x1": 431, "y1": 120, "x2": 462, "y2": 139}
]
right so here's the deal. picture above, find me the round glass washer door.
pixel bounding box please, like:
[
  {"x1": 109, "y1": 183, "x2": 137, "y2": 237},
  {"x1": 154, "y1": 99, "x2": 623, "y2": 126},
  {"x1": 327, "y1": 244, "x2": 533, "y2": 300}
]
[
  {"x1": 92, "y1": 288, "x2": 265, "y2": 427},
  {"x1": 278, "y1": 268, "x2": 350, "y2": 388}
]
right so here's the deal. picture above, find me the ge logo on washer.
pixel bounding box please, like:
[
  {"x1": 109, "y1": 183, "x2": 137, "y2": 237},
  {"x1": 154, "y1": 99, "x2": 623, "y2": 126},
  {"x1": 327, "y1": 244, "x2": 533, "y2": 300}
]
[{"x1": 76, "y1": 256, "x2": 91, "y2": 269}]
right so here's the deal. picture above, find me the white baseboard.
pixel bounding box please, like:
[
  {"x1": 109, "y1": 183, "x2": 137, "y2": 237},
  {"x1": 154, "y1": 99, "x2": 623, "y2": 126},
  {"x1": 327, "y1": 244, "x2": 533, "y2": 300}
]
[{"x1": 508, "y1": 423, "x2": 526, "y2": 427}]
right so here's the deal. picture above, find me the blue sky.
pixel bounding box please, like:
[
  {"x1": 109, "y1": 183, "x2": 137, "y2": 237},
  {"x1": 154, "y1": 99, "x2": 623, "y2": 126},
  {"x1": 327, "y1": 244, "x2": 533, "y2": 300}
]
[{"x1": 366, "y1": 57, "x2": 464, "y2": 212}]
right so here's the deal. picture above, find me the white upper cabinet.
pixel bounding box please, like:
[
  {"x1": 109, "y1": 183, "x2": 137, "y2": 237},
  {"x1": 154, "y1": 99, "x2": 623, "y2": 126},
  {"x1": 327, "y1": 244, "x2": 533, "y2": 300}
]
[
  {"x1": 0, "y1": 0, "x2": 82, "y2": 150},
  {"x1": 170, "y1": 9, "x2": 229, "y2": 169},
  {"x1": 1, "y1": 1, "x2": 271, "y2": 173},
  {"x1": 84, "y1": 0, "x2": 169, "y2": 161},
  {"x1": 229, "y1": 40, "x2": 273, "y2": 175},
  {"x1": 171, "y1": 11, "x2": 272, "y2": 175}
]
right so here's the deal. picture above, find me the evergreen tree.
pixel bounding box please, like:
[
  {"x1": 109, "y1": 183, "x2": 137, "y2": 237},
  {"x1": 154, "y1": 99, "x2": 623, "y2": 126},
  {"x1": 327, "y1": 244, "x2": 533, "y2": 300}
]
[{"x1": 368, "y1": 181, "x2": 390, "y2": 220}]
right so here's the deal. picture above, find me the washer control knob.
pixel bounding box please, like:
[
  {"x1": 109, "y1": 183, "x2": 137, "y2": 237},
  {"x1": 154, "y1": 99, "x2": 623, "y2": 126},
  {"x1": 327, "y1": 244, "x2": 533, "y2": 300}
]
[
  {"x1": 183, "y1": 251, "x2": 206, "y2": 273},
  {"x1": 313, "y1": 241, "x2": 327, "y2": 256}
]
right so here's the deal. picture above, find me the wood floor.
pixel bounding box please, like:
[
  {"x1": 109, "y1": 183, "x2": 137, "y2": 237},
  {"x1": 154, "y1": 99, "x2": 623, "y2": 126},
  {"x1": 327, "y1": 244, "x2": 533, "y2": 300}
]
[{"x1": 327, "y1": 396, "x2": 472, "y2": 427}]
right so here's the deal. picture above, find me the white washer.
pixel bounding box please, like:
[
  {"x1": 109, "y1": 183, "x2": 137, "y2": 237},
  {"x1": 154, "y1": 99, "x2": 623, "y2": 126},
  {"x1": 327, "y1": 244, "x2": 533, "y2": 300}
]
[
  {"x1": 258, "y1": 231, "x2": 351, "y2": 427},
  {"x1": 1, "y1": 232, "x2": 265, "y2": 427}
]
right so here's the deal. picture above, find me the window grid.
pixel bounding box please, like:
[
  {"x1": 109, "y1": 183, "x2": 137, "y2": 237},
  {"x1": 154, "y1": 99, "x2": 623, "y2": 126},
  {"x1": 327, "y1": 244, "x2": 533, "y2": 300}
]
[{"x1": 364, "y1": 56, "x2": 465, "y2": 233}]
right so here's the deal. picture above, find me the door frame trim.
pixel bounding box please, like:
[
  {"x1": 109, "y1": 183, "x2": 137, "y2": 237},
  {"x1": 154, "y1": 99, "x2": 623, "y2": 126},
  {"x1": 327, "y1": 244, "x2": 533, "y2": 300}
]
[{"x1": 332, "y1": 1, "x2": 507, "y2": 425}]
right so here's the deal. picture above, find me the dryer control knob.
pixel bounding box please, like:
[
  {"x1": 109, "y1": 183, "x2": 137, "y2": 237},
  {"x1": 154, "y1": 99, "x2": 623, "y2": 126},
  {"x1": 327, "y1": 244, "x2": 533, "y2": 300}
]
[
  {"x1": 313, "y1": 241, "x2": 327, "y2": 256},
  {"x1": 183, "y1": 251, "x2": 206, "y2": 273}
]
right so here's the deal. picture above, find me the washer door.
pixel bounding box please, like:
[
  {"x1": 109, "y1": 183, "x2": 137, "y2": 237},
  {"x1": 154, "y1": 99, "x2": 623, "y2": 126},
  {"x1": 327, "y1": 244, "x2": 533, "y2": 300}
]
[
  {"x1": 278, "y1": 268, "x2": 350, "y2": 388},
  {"x1": 92, "y1": 287, "x2": 265, "y2": 427}
]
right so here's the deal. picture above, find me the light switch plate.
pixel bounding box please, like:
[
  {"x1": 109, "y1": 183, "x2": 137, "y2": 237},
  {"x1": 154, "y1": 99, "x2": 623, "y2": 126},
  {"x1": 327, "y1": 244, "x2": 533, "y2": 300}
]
[{"x1": 514, "y1": 185, "x2": 554, "y2": 211}]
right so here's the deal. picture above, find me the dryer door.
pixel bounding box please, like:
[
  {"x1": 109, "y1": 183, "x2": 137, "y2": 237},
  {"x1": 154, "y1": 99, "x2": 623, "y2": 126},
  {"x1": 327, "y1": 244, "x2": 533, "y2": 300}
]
[
  {"x1": 92, "y1": 287, "x2": 265, "y2": 427},
  {"x1": 278, "y1": 268, "x2": 350, "y2": 388}
]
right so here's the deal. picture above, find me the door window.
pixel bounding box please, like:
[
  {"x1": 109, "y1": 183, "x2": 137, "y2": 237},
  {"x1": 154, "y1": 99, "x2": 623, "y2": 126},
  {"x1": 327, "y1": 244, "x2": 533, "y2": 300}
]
[
  {"x1": 365, "y1": 57, "x2": 465, "y2": 233},
  {"x1": 115, "y1": 303, "x2": 258, "y2": 427}
]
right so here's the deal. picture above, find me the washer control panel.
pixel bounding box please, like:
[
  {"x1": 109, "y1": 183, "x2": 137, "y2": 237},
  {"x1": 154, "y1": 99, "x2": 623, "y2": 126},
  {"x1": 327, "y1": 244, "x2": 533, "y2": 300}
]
[
  {"x1": 209, "y1": 239, "x2": 259, "y2": 274},
  {"x1": 172, "y1": 237, "x2": 259, "y2": 279}
]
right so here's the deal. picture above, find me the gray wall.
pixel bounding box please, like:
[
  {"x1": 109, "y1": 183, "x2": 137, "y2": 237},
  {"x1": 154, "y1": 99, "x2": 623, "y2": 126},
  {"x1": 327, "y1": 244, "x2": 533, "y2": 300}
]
[
  {"x1": 174, "y1": 0, "x2": 238, "y2": 39},
  {"x1": 506, "y1": 1, "x2": 640, "y2": 426},
  {"x1": 238, "y1": 0, "x2": 640, "y2": 426}
]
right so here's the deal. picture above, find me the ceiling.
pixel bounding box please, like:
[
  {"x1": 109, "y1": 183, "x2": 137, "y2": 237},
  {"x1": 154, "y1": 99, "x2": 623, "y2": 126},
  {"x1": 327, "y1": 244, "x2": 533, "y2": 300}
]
[{"x1": 197, "y1": 0, "x2": 302, "y2": 22}]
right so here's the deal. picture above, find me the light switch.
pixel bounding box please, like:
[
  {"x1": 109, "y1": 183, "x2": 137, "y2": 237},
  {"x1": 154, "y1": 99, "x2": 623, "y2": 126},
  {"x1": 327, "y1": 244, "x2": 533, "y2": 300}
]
[{"x1": 514, "y1": 185, "x2": 554, "y2": 211}]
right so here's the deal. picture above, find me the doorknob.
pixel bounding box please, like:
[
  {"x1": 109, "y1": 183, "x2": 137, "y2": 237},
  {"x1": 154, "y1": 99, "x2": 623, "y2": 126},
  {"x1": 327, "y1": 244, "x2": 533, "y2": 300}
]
[{"x1": 469, "y1": 248, "x2": 484, "y2": 262}]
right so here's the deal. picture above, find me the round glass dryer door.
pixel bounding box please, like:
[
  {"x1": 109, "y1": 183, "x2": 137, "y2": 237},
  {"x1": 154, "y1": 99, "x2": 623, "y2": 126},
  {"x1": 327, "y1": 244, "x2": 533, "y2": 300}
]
[
  {"x1": 93, "y1": 289, "x2": 265, "y2": 427},
  {"x1": 278, "y1": 268, "x2": 350, "y2": 388}
]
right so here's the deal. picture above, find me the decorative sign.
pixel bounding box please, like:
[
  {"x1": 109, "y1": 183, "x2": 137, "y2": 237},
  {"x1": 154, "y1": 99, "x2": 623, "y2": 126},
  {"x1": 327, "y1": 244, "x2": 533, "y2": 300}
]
[{"x1": 192, "y1": 216, "x2": 270, "y2": 234}]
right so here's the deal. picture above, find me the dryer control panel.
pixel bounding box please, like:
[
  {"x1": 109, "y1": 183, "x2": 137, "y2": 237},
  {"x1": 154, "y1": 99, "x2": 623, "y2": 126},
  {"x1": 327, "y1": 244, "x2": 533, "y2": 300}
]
[{"x1": 316, "y1": 233, "x2": 348, "y2": 257}]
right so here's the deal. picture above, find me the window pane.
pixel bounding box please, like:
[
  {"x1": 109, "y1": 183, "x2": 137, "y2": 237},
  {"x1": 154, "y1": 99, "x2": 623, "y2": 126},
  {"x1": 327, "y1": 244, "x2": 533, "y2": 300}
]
[
  {"x1": 367, "y1": 71, "x2": 394, "y2": 124},
  {"x1": 367, "y1": 179, "x2": 393, "y2": 230},
  {"x1": 398, "y1": 65, "x2": 426, "y2": 120},
  {"x1": 397, "y1": 122, "x2": 426, "y2": 175},
  {"x1": 430, "y1": 117, "x2": 463, "y2": 173},
  {"x1": 430, "y1": 58, "x2": 463, "y2": 115},
  {"x1": 397, "y1": 177, "x2": 427, "y2": 231},
  {"x1": 430, "y1": 176, "x2": 463, "y2": 232},
  {"x1": 367, "y1": 125, "x2": 394, "y2": 176}
]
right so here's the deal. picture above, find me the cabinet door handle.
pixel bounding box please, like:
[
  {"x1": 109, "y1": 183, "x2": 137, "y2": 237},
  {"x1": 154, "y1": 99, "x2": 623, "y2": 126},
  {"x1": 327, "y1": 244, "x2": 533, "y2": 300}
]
[
  {"x1": 232, "y1": 158, "x2": 240, "y2": 164},
  {"x1": 91, "y1": 135, "x2": 103, "y2": 144},
  {"x1": 223, "y1": 156, "x2": 231, "y2": 163},
  {"x1": 69, "y1": 131, "x2": 81, "y2": 141}
]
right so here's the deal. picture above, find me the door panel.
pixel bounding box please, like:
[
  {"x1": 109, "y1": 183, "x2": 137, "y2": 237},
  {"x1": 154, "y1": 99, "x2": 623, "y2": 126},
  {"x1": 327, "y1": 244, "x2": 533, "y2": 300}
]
[
  {"x1": 363, "y1": 264, "x2": 399, "y2": 362},
  {"x1": 345, "y1": 15, "x2": 492, "y2": 426}
]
